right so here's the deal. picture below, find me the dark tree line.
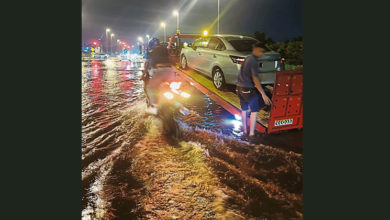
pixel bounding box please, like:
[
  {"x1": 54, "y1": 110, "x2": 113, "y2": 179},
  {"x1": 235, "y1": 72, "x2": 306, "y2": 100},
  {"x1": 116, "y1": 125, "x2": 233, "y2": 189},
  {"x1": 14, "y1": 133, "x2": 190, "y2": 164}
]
[{"x1": 252, "y1": 31, "x2": 303, "y2": 65}]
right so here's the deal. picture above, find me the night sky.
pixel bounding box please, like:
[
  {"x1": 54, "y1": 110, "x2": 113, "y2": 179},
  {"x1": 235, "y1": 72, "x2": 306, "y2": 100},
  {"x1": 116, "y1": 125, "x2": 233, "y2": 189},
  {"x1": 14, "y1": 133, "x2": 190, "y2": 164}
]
[{"x1": 82, "y1": 0, "x2": 302, "y2": 45}]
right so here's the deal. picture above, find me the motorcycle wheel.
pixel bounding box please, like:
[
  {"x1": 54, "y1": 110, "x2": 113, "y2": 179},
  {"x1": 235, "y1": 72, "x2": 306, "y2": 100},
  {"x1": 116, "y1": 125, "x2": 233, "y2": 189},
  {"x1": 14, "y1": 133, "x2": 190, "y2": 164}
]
[{"x1": 159, "y1": 104, "x2": 179, "y2": 138}]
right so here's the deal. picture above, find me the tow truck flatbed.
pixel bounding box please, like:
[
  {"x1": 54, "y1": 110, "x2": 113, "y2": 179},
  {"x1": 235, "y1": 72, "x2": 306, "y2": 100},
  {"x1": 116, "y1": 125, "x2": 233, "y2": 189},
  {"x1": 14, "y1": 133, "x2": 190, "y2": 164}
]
[{"x1": 173, "y1": 65, "x2": 303, "y2": 133}]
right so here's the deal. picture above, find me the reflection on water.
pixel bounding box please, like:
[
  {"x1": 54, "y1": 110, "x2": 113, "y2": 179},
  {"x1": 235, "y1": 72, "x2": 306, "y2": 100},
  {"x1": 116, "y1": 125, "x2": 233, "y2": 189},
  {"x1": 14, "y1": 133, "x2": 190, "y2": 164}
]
[{"x1": 178, "y1": 93, "x2": 245, "y2": 138}]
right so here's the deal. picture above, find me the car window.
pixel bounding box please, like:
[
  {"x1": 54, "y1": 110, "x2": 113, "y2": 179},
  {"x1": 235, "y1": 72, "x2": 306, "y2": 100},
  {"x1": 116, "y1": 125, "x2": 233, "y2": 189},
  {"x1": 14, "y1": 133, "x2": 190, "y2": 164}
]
[
  {"x1": 207, "y1": 37, "x2": 226, "y2": 51},
  {"x1": 194, "y1": 37, "x2": 209, "y2": 48},
  {"x1": 224, "y1": 36, "x2": 258, "y2": 52},
  {"x1": 215, "y1": 38, "x2": 226, "y2": 51},
  {"x1": 193, "y1": 39, "x2": 201, "y2": 47},
  {"x1": 207, "y1": 38, "x2": 219, "y2": 50},
  {"x1": 200, "y1": 38, "x2": 209, "y2": 48}
]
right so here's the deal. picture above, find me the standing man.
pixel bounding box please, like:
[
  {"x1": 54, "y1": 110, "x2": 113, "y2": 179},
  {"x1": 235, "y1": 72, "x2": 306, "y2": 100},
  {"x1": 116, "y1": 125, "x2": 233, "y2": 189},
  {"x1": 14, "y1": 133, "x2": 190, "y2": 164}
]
[{"x1": 236, "y1": 42, "x2": 272, "y2": 140}]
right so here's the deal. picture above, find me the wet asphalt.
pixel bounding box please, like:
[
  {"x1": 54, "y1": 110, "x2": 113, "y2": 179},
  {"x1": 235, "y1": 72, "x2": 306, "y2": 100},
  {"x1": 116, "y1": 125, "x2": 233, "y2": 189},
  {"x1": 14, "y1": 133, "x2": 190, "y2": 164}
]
[{"x1": 82, "y1": 58, "x2": 302, "y2": 219}]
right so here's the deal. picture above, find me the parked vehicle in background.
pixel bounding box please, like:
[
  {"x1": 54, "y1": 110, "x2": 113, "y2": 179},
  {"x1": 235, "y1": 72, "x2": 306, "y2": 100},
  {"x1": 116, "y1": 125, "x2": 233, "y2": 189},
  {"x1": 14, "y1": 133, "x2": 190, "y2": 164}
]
[
  {"x1": 168, "y1": 34, "x2": 200, "y2": 57},
  {"x1": 93, "y1": 53, "x2": 108, "y2": 60},
  {"x1": 180, "y1": 34, "x2": 281, "y2": 90},
  {"x1": 82, "y1": 51, "x2": 90, "y2": 57}
]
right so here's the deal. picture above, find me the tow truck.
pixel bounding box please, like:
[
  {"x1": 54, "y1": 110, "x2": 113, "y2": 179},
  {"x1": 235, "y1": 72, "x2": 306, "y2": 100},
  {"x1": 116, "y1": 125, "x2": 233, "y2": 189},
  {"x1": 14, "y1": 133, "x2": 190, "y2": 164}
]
[{"x1": 168, "y1": 33, "x2": 302, "y2": 134}]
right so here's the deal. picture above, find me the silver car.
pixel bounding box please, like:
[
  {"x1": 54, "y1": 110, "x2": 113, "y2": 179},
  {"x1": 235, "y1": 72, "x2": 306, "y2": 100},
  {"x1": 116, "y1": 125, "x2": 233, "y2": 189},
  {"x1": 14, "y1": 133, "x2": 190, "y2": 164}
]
[{"x1": 180, "y1": 34, "x2": 281, "y2": 90}]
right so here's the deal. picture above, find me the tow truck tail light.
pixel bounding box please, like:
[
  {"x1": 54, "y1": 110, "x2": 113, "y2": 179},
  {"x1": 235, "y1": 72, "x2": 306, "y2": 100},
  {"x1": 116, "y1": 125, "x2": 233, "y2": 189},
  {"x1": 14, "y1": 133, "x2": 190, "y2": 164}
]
[{"x1": 230, "y1": 55, "x2": 245, "y2": 64}]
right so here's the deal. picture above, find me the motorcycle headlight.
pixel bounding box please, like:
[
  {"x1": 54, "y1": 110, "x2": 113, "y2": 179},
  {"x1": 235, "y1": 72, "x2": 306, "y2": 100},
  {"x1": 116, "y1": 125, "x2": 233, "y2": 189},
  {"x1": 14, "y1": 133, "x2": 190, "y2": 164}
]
[
  {"x1": 163, "y1": 92, "x2": 174, "y2": 100},
  {"x1": 180, "y1": 92, "x2": 191, "y2": 98}
]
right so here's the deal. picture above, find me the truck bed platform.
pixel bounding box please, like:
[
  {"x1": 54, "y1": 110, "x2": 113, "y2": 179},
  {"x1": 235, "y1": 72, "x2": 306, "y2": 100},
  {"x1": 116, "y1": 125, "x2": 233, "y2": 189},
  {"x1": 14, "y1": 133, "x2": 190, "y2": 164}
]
[{"x1": 173, "y1": 65, "x2": 303, "y2": 133}]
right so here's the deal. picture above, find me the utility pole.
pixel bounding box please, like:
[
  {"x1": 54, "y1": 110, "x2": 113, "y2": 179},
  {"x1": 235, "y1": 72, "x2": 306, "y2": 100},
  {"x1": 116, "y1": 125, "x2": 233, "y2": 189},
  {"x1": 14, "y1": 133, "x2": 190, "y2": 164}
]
[{"x1": 218, "y1": 0, "x2": 220, "y2": 34}]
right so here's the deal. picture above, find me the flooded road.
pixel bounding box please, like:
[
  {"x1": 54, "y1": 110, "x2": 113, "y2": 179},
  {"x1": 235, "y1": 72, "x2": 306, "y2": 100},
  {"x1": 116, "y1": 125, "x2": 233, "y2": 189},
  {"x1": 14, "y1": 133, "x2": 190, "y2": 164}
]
[{"x1": 82, "y1": 58, "x2": 302, "y2": 219}]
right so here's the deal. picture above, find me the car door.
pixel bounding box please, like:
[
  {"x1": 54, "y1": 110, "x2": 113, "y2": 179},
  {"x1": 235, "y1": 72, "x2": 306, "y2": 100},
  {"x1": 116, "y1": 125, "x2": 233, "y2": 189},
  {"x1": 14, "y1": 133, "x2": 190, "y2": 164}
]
[
  {"x1": 186, "y1": 39, "x2": 201, "y2": 69},
  {"x1": 201, "y1": 37, "x2": 218, "y2": 76},
  {"x1": 202, "y1": 37, "x2": 227, "y2": 77},
  {"x1": 192, "y1": 37, "x2": 210, "y2": 73}
]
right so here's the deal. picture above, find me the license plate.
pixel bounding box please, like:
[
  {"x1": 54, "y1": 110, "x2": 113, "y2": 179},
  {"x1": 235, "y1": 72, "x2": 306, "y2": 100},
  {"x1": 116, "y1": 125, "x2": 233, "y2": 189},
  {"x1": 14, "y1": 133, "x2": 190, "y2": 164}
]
[{"x1": 274, "y1": 118, "x2": 293, "y2": 126}]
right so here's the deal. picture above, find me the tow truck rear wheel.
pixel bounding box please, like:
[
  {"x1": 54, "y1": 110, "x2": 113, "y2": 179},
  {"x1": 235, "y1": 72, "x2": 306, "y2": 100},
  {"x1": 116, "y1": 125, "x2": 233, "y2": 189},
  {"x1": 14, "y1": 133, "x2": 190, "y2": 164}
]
[
  {"x1": 181, "y1": 55, "x2": 188, "y2": 69},
  {"x1": 212, "y1": 68, "x2": 226, "y2": 90}
]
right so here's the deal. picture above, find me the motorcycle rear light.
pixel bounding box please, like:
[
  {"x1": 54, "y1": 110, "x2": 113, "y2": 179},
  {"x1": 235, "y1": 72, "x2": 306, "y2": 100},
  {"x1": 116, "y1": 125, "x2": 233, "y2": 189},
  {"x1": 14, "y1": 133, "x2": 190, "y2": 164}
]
[
  {"x1": 170, "y1": 82, "x2": 181, "y2": 90},
  {"x1": 163, "y1": 92, "x2": 174, "y2": 99},
  {"x1": 180, "y1": 92, "x2": 191, "y2": 98},
  {"x1": 230, "y1": 55, "x2": 245, "y2": 64}
]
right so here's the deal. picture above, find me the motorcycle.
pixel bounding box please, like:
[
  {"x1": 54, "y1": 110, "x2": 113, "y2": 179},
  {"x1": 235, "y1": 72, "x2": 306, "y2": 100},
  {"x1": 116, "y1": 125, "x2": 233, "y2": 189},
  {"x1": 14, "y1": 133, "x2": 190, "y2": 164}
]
[{"x1": 144, "y1": 73, "x2": 193, "y2": 138}]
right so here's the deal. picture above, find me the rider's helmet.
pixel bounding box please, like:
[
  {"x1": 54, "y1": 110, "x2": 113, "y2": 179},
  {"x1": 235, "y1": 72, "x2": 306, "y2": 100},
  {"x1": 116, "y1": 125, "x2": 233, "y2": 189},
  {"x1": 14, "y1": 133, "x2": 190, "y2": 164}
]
[
  {"x1": 147, "y1": 38, "x2": 160, "y2": 51},
  {"x1": 145, "y1": 37, "x2": 160, "y2": 60}
]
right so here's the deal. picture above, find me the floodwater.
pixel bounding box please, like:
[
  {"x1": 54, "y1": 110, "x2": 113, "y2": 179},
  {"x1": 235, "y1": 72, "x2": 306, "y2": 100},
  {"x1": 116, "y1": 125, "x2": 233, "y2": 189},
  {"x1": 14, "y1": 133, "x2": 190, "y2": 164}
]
[{"x1": 82, "y1": 58, "x2": 302, "y2": 219}]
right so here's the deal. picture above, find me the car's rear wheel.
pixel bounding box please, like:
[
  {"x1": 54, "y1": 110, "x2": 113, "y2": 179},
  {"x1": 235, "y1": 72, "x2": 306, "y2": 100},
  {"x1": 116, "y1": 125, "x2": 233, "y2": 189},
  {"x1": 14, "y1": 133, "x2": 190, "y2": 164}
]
[
  {"x1": 212, "y1": 68, "x2": 226, "y2": 90},
  {"x1": 181, "y1": 55, "x2": 188, "y2": 69}
]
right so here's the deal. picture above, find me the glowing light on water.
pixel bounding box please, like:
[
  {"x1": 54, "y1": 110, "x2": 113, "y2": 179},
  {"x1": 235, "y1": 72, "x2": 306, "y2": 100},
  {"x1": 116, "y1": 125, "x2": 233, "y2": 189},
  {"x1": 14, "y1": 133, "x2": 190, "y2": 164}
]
[
  {"x1": 232, "y1": 120, "x2": 242, "y2": 130},
  {"x1": 225, "y1": 119, "x2": 242, "y2": 134},
  {"x1": 106, "y1": 59, "x2": 114, "y2": 67}
]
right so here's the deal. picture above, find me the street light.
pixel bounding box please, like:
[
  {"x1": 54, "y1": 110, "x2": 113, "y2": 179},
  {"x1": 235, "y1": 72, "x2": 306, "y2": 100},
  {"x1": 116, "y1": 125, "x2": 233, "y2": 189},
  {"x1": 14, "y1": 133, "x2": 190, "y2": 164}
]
[
  {"x1": 105, "y1": 28, "x2": 110, "y2": 53},
  {"x1": 117, "y1": 40, "x2": 121, "y2": 52},
  {"x1": 172, "y1": 10, "x2": 179, "y2": 31},
  {"x1": 160, "y1": 22, "x2": 166, "y2": 43},
  {"x1": 146, "y1": 34, "x2": 150, "y2": 42},
  {"x1": 137, "y1": 36, "x2": 144, "y2": 43},
  {"x1": 110, "y1": 33, "x2": 115, "y2": 54}
]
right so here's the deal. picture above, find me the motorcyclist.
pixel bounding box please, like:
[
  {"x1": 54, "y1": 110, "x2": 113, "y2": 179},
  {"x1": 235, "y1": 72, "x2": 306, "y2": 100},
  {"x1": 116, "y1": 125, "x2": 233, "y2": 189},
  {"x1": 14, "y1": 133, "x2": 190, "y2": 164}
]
[
  {"x1": 144, "y1": 44, "x2": 176, "y2": 115},
  {"x1": 142, "y1": 37, "x2": 160, "y2": 81}
]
